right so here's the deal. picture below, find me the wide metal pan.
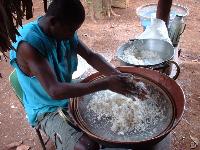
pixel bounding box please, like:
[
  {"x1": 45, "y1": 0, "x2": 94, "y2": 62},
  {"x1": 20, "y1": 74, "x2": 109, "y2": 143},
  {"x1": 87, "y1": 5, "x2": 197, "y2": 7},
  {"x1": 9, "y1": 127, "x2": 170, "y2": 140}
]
[{"x1": 69, "y1": 66, "x2": 185, "y2": 148}]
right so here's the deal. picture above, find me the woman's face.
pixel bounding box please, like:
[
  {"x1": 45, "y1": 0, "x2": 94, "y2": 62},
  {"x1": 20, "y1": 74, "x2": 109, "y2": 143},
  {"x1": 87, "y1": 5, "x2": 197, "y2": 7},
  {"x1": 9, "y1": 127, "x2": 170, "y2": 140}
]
[{"x1": 50, "y1": 20, "x2": 82, "y2": 40}]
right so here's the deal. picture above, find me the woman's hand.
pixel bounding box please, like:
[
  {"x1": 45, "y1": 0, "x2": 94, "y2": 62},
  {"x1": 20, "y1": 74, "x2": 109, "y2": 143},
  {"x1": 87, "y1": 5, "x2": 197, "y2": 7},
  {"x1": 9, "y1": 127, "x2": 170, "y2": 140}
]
[
  {"x1": 105, "y1": 73, "x2": 149, "y2": 100},
  {"x1": 105, "y1": 73, "x2": 134, "y2": 95}
]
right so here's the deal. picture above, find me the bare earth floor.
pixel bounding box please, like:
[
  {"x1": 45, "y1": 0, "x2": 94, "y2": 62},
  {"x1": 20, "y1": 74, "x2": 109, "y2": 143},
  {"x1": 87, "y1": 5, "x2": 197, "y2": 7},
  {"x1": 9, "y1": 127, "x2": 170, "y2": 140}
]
[{"x1": 0, "y1": 0, "x2": 200, "y2": 149}]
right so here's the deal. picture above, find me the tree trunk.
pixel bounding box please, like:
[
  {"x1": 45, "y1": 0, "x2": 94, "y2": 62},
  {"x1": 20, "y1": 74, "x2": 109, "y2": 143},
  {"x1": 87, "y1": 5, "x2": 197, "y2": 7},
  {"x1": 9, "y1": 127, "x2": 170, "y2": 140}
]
[
  {"x1": 86, "y1": 0, "x2": 121, "y2": 20},
  {"x1": 102, "y1": 0, "x2": 112, "y2": 17},
  {"x1": 112, "y1": 0, "x2": 129, "y2": 9}
]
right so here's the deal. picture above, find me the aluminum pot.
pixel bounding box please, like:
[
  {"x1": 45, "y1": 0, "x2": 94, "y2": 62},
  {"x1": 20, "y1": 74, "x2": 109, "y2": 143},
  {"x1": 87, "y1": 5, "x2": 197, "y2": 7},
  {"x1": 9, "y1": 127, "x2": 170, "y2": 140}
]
[{"x1": 116, "y1": 39, "x2": 180, "y2": 80}]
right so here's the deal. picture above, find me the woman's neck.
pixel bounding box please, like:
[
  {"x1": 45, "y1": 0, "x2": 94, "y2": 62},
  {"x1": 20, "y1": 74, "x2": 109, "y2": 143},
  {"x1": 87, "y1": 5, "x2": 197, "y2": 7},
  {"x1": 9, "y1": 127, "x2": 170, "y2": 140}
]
[{"x1": 38, "y1": 16, "x2": 53, "y2": 38}]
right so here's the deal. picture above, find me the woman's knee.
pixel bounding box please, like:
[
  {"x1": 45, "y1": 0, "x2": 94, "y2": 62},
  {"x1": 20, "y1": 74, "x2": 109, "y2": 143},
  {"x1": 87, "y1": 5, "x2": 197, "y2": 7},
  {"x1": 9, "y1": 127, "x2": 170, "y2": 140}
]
[{"x1": 74, "y1": 134, "x2": 100, "y2": 150}]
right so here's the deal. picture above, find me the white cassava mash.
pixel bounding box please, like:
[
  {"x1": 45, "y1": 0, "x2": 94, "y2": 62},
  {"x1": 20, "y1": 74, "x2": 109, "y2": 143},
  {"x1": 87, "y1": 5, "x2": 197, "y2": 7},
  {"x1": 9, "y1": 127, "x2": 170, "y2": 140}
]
[
  {"x1": 87, "y1": 90, "x2": 165, "y2": 135},
  {"x1": 121, "y1": 45, "x2": 164, "y2": 65}
]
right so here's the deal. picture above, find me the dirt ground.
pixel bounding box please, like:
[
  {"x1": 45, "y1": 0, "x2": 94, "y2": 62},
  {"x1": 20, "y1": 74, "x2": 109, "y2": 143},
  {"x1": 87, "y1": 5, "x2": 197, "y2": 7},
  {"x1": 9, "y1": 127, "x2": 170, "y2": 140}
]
[{"x1": 0, "y1": 0, "x2": 200, "y2": 150}]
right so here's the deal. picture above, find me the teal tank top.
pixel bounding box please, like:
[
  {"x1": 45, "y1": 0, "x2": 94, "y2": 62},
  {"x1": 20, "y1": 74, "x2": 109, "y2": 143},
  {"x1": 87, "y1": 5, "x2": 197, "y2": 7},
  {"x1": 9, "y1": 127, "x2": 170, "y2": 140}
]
[{"x1": 10, "y1": 17, "x2": 78, "y2": 126}]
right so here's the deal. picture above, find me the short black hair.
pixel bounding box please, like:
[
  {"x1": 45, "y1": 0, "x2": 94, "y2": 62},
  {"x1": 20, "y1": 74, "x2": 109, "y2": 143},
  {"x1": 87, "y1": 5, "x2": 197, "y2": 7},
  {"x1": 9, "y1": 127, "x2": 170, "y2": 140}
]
[{"x1": 46, "y1": 0, "x2": 85, "y2": 25}]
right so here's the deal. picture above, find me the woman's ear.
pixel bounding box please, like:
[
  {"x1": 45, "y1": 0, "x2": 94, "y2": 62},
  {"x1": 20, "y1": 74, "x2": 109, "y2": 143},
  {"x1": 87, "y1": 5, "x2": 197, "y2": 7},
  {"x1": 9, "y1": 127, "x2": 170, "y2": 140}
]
[{"x1": 49, "y1": 16, "x2": 57, "y2": 26}]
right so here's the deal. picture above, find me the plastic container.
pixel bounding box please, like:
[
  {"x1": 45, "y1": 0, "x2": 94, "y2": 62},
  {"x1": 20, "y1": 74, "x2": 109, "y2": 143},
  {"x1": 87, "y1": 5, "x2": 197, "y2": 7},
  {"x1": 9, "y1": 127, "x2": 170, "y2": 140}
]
[
  {"x1": 136, "y1": 3, "x2": 189, "y2": 30},
  {"x1": 137, "y1": 18, "x2": 171, "y2": 44}
]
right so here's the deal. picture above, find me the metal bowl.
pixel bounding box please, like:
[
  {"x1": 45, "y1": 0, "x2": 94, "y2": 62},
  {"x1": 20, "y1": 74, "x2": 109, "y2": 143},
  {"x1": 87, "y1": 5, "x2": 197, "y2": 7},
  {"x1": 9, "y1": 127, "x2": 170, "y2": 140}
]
[
  {"x1": 116, "y1": 39, "x2": 174, "y2": 67},
  {"x1": 116, "y1": 39, "x2": 180, "y2": 80}
]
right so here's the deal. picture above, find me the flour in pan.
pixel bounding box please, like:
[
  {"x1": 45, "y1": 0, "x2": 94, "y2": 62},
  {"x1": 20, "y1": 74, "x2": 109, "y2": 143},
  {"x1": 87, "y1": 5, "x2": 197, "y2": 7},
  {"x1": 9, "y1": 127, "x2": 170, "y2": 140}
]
[
  {"x1": 121, "y1": 45, "x2": 164, "y2": 65},
  {"x1": 87, "y1": 90, "x2": 165, "y2": 135}
]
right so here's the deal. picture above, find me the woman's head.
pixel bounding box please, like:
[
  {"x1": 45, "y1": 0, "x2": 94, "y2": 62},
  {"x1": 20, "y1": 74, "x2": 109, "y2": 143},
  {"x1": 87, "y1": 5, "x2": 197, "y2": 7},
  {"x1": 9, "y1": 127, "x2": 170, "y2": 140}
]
[{"x1": 45, "y1": 0, "x2": 85, "y2": 40}]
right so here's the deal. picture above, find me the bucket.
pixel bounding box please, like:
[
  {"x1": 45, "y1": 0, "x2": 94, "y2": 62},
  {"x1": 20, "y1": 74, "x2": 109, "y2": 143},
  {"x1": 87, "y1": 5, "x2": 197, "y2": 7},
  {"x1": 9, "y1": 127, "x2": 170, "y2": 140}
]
[{"x1": 136, "y1": 3, "x2": 189, "y2": 30}]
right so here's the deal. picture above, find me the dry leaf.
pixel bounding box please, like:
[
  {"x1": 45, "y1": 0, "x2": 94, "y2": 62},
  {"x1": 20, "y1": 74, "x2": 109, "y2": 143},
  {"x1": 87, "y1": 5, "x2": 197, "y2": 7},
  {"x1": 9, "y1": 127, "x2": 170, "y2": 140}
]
[
  {"x1": 6, "y1": 141, "x2": 23, "y2": 149},
  {"x1": 192, "y1": 59, "x2": 198, "y2": 62},
  {"x1": 11, "y1": 105, "x2": 17, "y2": 109},
  {"x1": 110, "y1": 25, "x2": 115, "y2": 28},
  {"x1": 191, "y1": 141, "x2": 197, "y2": 149},
  {"x1": 16, "y1": 144, "x2": 30, "y2": 150},
  {"x1": 190, "y1": 135, "x2": 199, "y2": 149},
  {"x1": 190, "y1": 135, "x2": 199, "y2": 145}
]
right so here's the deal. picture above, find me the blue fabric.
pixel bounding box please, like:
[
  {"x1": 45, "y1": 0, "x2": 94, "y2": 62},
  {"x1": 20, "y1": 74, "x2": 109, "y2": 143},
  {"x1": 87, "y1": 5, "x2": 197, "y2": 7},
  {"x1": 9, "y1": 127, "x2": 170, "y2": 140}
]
[{"x1": 10, "y1": 17, "x2": 78, "y2": 126}]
